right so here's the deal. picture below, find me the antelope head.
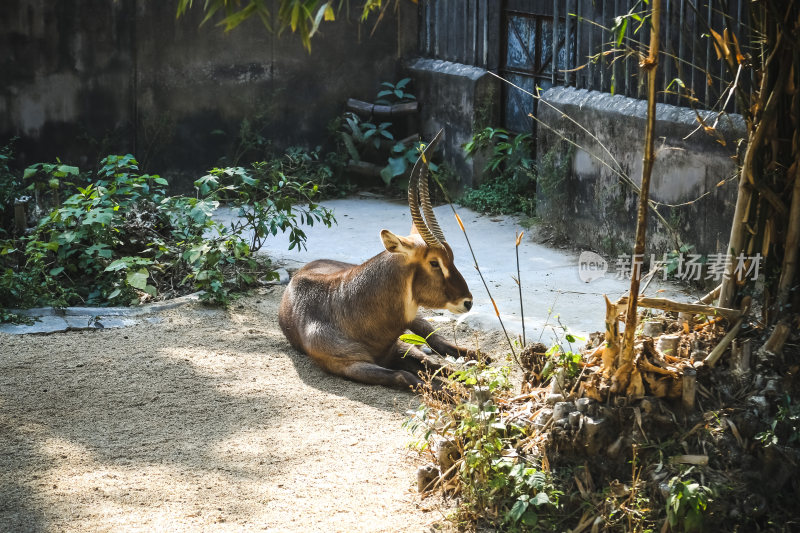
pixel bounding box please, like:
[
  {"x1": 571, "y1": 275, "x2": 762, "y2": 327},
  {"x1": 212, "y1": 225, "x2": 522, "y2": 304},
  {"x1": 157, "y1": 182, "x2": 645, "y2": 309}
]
[{"x1": 380, "y1": 130, "x2": 473, "y2": 314}]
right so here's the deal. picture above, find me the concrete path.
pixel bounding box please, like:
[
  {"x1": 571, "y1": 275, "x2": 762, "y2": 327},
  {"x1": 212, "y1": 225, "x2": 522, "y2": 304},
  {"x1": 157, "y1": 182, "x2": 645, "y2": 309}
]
[
  {"x1": 252, "y1": 195, "x2": 698, "y2": 344},
  {"x1": 3, "y1": 194, "x2": 698, "y2": 343}
]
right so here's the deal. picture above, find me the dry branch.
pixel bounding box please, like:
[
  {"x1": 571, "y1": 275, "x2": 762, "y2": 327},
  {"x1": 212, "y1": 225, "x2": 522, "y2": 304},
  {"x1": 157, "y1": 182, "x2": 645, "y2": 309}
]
[
  {"x1": 670, "y1": 455, "x2": 709, "y2": 466},
  {"x1": 616, "y1": 296, "x2": 742, "y2": 321}
]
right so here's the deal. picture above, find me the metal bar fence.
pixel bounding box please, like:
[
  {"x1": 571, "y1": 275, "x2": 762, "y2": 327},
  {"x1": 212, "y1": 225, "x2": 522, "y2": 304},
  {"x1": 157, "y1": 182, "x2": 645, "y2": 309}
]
[{"x1": 417, "y1": 0, "x2": 749, "y2": 114}]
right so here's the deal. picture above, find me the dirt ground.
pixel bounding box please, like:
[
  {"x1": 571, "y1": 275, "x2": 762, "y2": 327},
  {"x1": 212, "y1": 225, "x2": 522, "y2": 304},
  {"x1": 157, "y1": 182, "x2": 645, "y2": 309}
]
[{"x1": 0, "y1": 286, "x2": 497, "y2": 532}]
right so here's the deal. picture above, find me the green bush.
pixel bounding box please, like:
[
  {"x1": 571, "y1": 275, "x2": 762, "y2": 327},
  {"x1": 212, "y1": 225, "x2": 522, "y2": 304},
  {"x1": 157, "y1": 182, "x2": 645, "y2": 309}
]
[
  {"x1": 460, "y1": 127, "x2": 536, "y2": 216},
  {"x1": 0, "y1": 149, "x2": 334, "y2": 317}
]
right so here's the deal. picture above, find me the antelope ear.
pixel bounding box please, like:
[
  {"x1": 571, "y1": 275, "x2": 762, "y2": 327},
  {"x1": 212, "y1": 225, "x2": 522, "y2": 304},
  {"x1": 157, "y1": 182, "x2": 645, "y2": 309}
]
[{"x1": 381, "y1": 229, "x2": 415, "y2": 257}]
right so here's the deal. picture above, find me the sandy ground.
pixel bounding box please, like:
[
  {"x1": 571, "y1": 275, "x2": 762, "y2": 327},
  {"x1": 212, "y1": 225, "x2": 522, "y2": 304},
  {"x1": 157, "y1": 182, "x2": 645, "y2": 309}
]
[{"x1": 0, "y1": 286, "x2": 492, "y2": 532}]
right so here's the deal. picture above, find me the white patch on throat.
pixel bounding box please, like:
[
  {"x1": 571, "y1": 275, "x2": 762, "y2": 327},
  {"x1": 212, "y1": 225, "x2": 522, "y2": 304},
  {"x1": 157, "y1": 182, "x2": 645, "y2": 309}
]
[{"x1": 404, "y1": 277, "x2": 418, "y2": 323}]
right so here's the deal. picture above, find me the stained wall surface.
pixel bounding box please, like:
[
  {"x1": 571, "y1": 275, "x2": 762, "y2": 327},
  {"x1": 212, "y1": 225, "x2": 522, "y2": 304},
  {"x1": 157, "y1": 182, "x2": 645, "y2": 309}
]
[
  {"x1": 537, "y1": 87, "x2": 745, "y2": 259},
  {"x1": 1, "y1": 1, "x2": 408, "y2": 175}
]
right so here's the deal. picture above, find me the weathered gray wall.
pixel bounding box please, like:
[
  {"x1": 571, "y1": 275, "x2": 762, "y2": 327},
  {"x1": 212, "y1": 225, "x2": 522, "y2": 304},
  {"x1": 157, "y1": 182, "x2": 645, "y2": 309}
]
[
  {"x1": 1, "y1": 0, "x2": 410, "y2": 176},
  {"x1": 0, "y1": 0, "x2": 136, "y2": 168},
  {"x1": 537, "y1": 87, "x2": 745, "y2": 258},
  {"x1": 407, "y1": 58, "x2": 501, "y2": 193}
]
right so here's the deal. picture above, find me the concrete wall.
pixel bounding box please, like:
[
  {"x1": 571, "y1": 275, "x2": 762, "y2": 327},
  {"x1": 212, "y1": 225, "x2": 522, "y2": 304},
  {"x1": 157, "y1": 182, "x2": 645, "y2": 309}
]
[
  {"x1": 0, "y1": 0, "x2": 136, "y2": 168},
  {"x1": 407, "y1": 58, "x2": 501, "y2": 194},
  {"x1": 537, "y1": 87, "x2": 745, "y2": 258},
  {"x1": 1, "y1": 0, "x2": 410, "y2": 177}
]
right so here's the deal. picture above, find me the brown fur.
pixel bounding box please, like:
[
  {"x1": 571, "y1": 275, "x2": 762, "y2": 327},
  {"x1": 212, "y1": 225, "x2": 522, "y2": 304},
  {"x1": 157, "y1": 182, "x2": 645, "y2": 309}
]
[{"x1": 278, "y1": 229, "x2": 474, "y2": 389}]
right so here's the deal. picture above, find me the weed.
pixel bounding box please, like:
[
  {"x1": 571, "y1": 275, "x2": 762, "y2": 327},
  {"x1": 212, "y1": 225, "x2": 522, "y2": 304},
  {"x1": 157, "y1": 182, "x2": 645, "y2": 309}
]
[
  {"x1": 375, "y1": 77, "x2": 415, "y2": 105},
  {"x1": 405, "y1": 359, "x2": 562, "y2": 531},
  {"x1": 460, "y1": 127, "x2": 536, "y2": 216},
  {"x1": 756, "y1": 395, "x2": 800, "y2": 448},
  {"x1": 666, "y1": 474, "x2": 713, "y2": 532}
]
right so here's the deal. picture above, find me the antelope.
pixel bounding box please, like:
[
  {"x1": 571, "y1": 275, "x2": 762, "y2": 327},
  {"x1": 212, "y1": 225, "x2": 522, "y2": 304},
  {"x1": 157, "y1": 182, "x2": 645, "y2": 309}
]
[{"x1": 278, "y1": 130, "x2": 475, "y2": 389}]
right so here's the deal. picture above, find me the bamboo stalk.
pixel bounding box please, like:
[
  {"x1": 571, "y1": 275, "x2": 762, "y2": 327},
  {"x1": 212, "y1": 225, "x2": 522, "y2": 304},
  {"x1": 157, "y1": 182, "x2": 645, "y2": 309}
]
[
  {"x1": 619, "y1": 0, "x2": 661, "y2": 387},
  {"x1": 773, "y1": 160, "x2": 800, "y2": 315},
  {"x1": 703, "y1": 297, "x2": 751, "y2": 367},
  {"x1": 719, "y1": 48, "x2": 791, "y2": 308}
]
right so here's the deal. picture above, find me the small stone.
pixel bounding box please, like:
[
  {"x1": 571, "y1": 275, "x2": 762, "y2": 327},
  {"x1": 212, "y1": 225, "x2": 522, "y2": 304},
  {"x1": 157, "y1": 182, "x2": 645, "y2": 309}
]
[
  {"x1": 417, "y1": 465, "x2": 439, "y2": 493},
  {"x1": 436, "y1": 440, "x2": 460, "y2": 474},
  {"x1": 656, "y1": 334, "x2": 680, "y2": 357},
  {"x1": 575, "y1": 397, "x2": 593, "y2": 413},
  {"x1": 552, "y1": 401, "x2": 576, "y2": 421},
  {"x1": 546, "y1": 393, "x2": 564, "y2": 405},
  {"x1": 642, "y1": 321, "x2": 664, "y2": 337},
  {"x1": 534, "y1": 408, "x2": 553, "y2": 430}
]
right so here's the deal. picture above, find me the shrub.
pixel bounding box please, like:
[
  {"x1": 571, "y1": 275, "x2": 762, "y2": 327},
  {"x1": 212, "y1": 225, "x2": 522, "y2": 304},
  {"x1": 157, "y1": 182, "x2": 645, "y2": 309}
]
[{"x1": 0, "y1": 149, "x2": 334, "y2": 317}]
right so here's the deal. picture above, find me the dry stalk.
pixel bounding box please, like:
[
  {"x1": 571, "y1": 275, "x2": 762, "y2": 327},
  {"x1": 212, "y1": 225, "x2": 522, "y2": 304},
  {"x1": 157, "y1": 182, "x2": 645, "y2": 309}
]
[{"x1": 618, "y1": 0, "x2": 661, "y2": 390}]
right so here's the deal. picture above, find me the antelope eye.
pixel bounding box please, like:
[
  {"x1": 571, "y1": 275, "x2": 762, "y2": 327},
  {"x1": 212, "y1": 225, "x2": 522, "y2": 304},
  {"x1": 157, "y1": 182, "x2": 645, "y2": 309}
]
[{"x1": 429, "y1": 260, "x2": 440, "y2": 268}]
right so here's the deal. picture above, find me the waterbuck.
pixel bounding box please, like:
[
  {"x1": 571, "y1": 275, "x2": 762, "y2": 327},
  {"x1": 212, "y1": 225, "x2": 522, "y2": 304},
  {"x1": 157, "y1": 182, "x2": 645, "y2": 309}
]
[{"x1": 278, "y1": 130, "x2": 475, "y2": 389}]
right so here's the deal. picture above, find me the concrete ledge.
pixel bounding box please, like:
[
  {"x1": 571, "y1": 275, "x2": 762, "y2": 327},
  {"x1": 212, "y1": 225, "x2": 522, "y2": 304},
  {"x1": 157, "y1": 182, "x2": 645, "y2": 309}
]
[{"x1": 1, "y1": 292, "x2": 203, "y2": 335}]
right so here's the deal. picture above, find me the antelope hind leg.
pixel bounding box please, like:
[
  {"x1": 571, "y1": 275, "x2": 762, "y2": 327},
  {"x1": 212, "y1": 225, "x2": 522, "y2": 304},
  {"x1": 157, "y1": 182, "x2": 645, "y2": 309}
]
[
  {"x1": 409, "y1": 317, "x2": 479, "y2": 360},
  {"x1": 300, "y1": 324, "x2": 423, "y2": 389}
]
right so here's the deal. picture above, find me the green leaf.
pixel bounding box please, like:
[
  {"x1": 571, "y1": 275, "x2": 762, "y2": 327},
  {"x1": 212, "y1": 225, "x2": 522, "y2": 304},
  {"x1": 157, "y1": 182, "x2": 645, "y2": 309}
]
[
  {"x1": 126, "y1": 268, "x2": 149, "y2": 290},
  {"x1": 531, "y1": 492, "x2": 551, "y2": 506},
  {"x1": 399, "y1": 333, "x2": 428, "y2": 345},
  {"x1": 57, "y1": 164, "x2": 79, "y2": 176},
  {"x1": 49, "y1": 266, "x2": 65, "y2": 276},
  {"x1": 507, "y1": 499, "x2": 529, "y2": 524}
]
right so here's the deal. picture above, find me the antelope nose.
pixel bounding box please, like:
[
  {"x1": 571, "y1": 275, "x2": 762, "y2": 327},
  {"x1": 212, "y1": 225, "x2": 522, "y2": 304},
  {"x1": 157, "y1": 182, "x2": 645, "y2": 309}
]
[{"x1": 464, "y1": 299, "x2": 473, "y2": 311}]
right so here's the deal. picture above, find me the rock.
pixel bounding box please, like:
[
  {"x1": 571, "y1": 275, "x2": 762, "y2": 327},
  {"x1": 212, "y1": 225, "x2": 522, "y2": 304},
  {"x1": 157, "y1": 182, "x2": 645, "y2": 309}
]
[
  {"x1": 583, "y1": 416, "x2": 612, "y2": 455},
  {"x1": 265, "y1": 268, "x2": 290, "y2": 285},
  {"x1": 575, "y1": 397, "x2": 594, "y2": 414},
  {"x1": 534, "y1": 408, "x2": 553, "y2": 430},
  {"x1": 436, "y1": 440, "x2": 460, "y2": 474},
  {"x1": 552, "y1": 401, "x2": 576, "y2": 421},
  {"x1": 642, "y1": 321, "x2": 664, "y2": 337},
  {"x1": 747, "y1": 395, "x2": 769, "y2": 415},
  {"x1": 763, "y1": 379, "x2": 782, "y2": 398},
  {"x1": 417, "y1": 465, "x2": 439, "y2": 493},
  {"x1": 656, "y1": 334, "x2": 680, "y2": 357},
  {"x1": 546, "y1": 393, "x2": 564, "y2": 405}
]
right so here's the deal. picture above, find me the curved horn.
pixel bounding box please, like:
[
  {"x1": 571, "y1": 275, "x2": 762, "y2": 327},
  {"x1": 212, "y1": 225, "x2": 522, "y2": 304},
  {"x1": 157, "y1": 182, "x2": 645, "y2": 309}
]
[
  {"x1": 418, "y1": 129, "x2": 446, "y2": 244},
  {"x1": 408, "y1": 134, "x2": 441, "y2": 248}
]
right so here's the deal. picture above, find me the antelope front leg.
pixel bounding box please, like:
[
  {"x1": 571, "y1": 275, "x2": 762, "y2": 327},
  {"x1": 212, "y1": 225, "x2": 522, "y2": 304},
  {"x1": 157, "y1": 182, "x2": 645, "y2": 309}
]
[
  {"x1": 409, "y1": 317, "x2": 479, "y2": 360},
  {"x1": 339, "y1": 361, "x2": 424, "y2": 389}
]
